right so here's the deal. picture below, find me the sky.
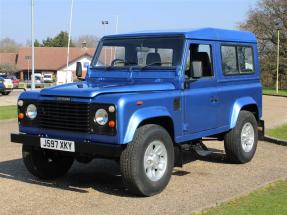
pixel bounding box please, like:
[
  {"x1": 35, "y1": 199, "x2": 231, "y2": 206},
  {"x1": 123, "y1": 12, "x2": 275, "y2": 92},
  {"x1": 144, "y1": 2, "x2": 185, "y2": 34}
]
[{"x1": 0, "y1": 0, "x2": 258, "y2": 44}]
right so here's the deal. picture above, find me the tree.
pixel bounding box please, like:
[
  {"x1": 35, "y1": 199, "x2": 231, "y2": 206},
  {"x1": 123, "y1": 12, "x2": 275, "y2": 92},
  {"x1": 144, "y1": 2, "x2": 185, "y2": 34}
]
[
  {"x1": 0, "y1": 64, "x2": 16, "y2": 74},
  {"x1": 41, "y1": 31, "x2": 75, "y2": 47},
  {"x1": 74, "y1": 35, "x2": 99, "y2": 48},
  {"x1": 239, "y1": 0, "x2": 287, "y2": 89},
  {"x1": 34, "y1": 39, "x2": 41, "y2": 47},
  {"x1": 0, "y1": 38, "x2": 21, "y2": 53}
]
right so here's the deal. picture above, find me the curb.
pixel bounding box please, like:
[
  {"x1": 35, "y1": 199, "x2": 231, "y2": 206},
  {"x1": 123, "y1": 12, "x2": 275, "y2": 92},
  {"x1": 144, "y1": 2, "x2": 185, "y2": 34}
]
[
  {"x1": 263, "y1": 93, "x2": 287, "y2": 98},
  {"x1": 0, "y1": 118, "x2": 17, "y2": 123},
  {"x1": 263, "y1": 135, "x2": 287, "y2": 146}
]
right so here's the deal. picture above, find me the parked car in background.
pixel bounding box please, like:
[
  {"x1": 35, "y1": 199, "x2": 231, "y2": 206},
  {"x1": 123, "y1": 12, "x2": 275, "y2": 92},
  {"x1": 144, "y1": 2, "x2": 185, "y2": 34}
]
[
  {"x1": 0, "y1": 77, "x2": 13, "y2": 95},
  {"x1": 25, "y1": 75, "x2": 44, "y2": 88},
  {"x1": 7, "y1": 75, "x2": 20, "y2": 88},
  {"x1": 43, "y1": 74, "x2": 53, "y2": 83}
]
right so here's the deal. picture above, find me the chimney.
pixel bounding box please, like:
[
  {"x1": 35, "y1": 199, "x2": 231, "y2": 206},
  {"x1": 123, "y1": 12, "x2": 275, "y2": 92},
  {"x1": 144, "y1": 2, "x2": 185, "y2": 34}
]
[{"x1": 81, "y1": 41, "x2": 87, "y2": 48}]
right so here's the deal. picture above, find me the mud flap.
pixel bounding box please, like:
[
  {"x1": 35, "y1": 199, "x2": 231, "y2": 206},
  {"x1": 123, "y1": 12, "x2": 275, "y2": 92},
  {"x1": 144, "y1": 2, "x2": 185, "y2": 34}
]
[{"x1": 258, "y1": 120, "x2": 265, "y2": 141}]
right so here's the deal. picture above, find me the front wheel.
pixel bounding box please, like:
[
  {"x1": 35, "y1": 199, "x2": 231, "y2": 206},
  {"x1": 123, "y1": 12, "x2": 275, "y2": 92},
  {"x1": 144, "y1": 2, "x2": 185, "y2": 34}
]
[
  {"x1": 120, "y1": 124, "x2": 174, "y2": 196},
  {"x1": 22, "y1": 145, "x2": 74, "y2": 179},
  {"x1": 224, "y1": 110, "x2": 258, "y2": 164}
]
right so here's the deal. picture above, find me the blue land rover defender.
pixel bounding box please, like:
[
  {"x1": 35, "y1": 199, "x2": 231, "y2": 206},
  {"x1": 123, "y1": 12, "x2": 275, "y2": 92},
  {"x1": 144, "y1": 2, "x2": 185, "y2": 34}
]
[{"x1": 11, "y1": 28, "x2": 264, "y2": 196}]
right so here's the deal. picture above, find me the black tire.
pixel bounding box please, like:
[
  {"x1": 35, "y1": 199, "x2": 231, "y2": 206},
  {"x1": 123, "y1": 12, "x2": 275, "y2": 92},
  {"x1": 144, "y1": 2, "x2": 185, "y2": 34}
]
[
  {"x1": 224, "y1": 110, "x2": 258, "y2": 164},
  {"x1": 22, "y1": 145, "x2": 74, "y2": 179},
  {"x1": 1, "y1": 92, "x2": 10, "y2": 95},
  {"x1": 120, "y1": 124, "x2": 174, "y2": 196}
]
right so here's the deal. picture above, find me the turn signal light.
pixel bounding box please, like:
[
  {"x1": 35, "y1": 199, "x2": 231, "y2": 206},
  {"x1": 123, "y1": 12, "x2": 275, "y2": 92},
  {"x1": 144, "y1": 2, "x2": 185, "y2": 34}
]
[
  {"x1": 108, "y1": 120, "x2": 116, "y2": 128},
  {"x1": 18, "y1": 113, "x2": 25, "y2": 120}
]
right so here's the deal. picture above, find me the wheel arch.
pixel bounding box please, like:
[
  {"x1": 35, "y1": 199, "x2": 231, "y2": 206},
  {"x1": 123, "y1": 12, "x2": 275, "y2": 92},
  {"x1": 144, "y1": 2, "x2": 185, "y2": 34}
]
[
  {"x1": 230, "y1": 97, "x2": 259, "y2": 129},
  {"x1": 122, "y1": 106, "x2": 175, "y2": 144}
]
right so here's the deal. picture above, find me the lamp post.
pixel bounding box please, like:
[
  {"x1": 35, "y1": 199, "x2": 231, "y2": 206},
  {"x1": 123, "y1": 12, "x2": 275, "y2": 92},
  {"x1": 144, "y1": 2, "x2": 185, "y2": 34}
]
[
  {"x1": 25, "y1": 55, "x2": 31, "y2": 82},
  {"x1": 66, "y1": 0, "x2": 74, "y2": 84},
  {"x1": 31, "y1": 0, "x2": 35, "y2": 90},
  {"x1": 275, "y1": 21, "x2": 282, "y2": 94},
  {"x1": 101, "y1": 20, "x2": 109, "y2": 65}
]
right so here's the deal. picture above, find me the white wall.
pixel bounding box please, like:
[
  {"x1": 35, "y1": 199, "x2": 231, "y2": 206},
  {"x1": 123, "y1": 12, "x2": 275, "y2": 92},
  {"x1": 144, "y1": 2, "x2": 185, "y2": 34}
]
[
  {"x1": 57, "y1": 56, "x2": 92, "y2": 84},
  {"x1": 58, "y1": 56, "x2": 92, "y2": 72}
]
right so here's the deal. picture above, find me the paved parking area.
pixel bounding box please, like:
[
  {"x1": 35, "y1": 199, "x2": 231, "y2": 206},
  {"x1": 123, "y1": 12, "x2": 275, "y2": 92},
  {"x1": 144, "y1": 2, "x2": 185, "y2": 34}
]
[
  {"x1": 0, "y1": 120, "x2": 287, "y2": 215},
  {"x1": 0, "y1": 94, "x2": 286, "y2": 214}
]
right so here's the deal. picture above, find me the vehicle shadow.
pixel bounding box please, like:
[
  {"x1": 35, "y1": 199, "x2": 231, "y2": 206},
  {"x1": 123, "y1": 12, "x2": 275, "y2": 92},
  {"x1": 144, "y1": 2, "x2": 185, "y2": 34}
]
[
  {"x1": 0, "y1": 158, "x2": 133, "y2": 197},
  {"x1": 0, "y1": 149, "x2": 228, "y2": 197}
]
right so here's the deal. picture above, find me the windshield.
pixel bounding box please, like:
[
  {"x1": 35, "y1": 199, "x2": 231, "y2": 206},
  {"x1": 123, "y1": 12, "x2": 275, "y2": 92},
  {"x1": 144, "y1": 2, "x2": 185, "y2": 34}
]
[
  {"x1": 91, "y1": 37, "x2": 184, "y2": 70},
  {"x1": 44, "y1": 75, "x2": 51, "y2": 78}
]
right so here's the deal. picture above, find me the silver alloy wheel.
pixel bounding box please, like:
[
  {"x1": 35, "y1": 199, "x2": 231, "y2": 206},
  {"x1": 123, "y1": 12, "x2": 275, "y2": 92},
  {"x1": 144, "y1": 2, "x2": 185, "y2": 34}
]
[
  {"x1": 144, "y1": 140, "x2": 168, "y2": 182},
  {"x1": 241, "y1": 122, "x2": 255, "y2": 153}
]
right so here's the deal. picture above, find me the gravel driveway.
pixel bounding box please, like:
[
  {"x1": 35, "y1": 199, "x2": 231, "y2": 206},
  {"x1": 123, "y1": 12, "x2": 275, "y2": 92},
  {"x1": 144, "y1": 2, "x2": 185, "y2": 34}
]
[
  {"x1": 0, "y1": 90, "x2": 24, "y2": 106},
  {"x1": 0, "y1": 95, "x2": 287, "y2": 215}
]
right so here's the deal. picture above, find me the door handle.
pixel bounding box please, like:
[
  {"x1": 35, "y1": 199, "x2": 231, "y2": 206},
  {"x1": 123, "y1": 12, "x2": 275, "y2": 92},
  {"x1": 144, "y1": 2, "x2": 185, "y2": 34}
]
[{"x1": 210, "y1": 97, "x2": 219, "y2": 103}]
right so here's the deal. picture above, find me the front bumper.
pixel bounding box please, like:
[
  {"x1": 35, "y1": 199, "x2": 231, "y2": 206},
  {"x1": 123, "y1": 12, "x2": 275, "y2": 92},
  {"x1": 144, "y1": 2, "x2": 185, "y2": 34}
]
[{"x1": 11, "y1": 133, "x2": 123, "y2": 158}]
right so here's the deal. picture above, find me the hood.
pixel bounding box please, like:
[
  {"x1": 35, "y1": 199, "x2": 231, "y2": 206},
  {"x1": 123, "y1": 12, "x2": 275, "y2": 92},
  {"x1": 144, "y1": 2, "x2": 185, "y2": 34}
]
[{"x1": 40, "y1": 80, "x2": 176, "y2": 98}]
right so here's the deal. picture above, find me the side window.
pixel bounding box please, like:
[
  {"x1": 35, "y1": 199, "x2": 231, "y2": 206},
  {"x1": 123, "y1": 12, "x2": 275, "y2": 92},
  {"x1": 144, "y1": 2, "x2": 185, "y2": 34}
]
[
  {"x1": 221, "y1": 46, "x2": 237, "y2": 74},
  {"x1": 221, "y1": 45, "x2": 254, "y2": 75},
  {"x1": 185, "y1": 44, "x2": 213, "y2": 78},
  {"x1": 237, "y1": 46, "x2": 254, "y2": 73}
]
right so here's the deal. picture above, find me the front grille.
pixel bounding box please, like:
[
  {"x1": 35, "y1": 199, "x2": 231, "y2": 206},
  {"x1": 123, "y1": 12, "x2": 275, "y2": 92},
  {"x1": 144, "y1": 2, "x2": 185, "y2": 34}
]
[{"x1": 38, "y1": 101, "x2": 91, "y2": 132}]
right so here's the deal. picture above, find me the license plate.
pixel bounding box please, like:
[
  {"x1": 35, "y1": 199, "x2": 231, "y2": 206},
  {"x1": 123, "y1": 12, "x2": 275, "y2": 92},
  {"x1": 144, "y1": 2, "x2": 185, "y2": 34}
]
[{"x1": 40, "y1": 138, "x2": 75, "y2": 152}]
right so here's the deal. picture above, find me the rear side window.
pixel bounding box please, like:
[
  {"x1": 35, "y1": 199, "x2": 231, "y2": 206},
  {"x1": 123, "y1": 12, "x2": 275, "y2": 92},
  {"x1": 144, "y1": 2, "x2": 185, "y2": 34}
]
[
  {"x1": 237, "y1": 46, "x2": 254, "y2": 73},
  {"x1": 221, "y1": 45, "x2": 254, "y2": 75}
]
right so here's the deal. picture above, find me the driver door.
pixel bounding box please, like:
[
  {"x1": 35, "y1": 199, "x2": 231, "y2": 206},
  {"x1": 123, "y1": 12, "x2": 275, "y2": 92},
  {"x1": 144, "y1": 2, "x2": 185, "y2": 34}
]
[{"x1": 183, "y1": 41, "x2": 220, "y2": 135}]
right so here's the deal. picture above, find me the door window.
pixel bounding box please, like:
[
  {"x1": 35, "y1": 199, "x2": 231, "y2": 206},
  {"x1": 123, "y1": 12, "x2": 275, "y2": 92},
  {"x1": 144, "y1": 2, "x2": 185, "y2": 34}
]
[{"x1": 185, "y1": 44, "x2": 213, "y2": 79}]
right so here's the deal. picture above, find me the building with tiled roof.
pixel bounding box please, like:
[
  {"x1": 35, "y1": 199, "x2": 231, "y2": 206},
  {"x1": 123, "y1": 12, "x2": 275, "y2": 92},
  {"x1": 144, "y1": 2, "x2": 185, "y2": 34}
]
[
  {"x1": 0, "y1": 53, "x2": 17, "y2": 65},
  {"x1": 16, "y1": 47, "x2": 96, "y2": 80}
]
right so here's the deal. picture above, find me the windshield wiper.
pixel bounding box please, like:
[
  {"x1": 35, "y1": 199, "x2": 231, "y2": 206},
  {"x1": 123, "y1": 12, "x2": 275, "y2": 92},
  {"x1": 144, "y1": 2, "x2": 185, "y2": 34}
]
[{"x1": 140, "y1": 62, "x2": 172, "y2": 70}]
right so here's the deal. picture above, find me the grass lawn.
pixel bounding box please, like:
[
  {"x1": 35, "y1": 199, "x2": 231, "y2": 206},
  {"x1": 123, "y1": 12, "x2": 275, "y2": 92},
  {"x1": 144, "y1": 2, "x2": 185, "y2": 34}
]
[
  {"x1": 200, "y1": 180, "x2": 287, "y2": 215},
  {"x1": 0, "y1": 105, "x2": 17, "y2": 120},
  {"x1": 263, "y1": 88, "x2": 287, "y2": 97},
  {"x1": 267, "y1": 124, "x2": 287, "y2": 141}
]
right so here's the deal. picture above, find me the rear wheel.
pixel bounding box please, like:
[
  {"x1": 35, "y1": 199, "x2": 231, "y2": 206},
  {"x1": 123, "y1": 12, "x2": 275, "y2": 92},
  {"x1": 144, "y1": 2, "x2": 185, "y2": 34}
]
[
  {"x1": 224, "y1": 111, "x2": 258, "y2": 163},
  {"x1": 22, "y1": 145, "x2": 74, "y2": 179},
  {"x1": 120, "y1": 124, "x2": 174, "y2": 196}
]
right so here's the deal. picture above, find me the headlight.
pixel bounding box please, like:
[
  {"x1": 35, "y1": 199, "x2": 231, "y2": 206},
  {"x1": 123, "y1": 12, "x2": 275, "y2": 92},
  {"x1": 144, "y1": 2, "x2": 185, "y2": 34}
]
[
  {"x1": 26, "y1": 104, "x2": 37, "y2": 119},
  {"x1": 94, "y1": 109, "x2": 108, "y2": 125}
]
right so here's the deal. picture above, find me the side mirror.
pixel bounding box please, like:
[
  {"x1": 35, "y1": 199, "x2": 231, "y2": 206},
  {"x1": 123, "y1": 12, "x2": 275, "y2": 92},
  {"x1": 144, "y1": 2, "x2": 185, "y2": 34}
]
[
  {"x1": 191, "y1": 61, "x2": 203, "y2": 79},
  {"x1": 76, "y1": 62, "x2": 82, "y2": 78}
]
